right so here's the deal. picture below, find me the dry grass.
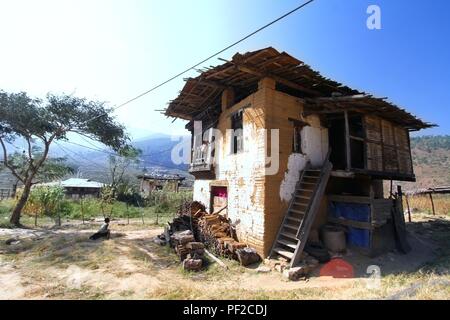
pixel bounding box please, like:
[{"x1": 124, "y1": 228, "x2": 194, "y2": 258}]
[
  {"x1": 405, "y1": 194, "x2": 450, "y2": 216},
  {"x1": 0, "y1": 217, "x2": 449, "y2": 300}
]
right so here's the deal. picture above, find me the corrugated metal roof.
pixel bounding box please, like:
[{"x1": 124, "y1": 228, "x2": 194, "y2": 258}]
[
  {"x1": 137, "y1": 173, "x2": 185, "y2": 181},
  {"x1": 39, "y1": 178, "x2": 105, "y2": 189},
  {"x1": 165, "y1": 47, "x2": 434, "y2": 130}
]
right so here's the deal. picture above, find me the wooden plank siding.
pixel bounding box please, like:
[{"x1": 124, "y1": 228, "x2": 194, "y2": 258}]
[{"x1": 364, "y1": 115, "x2": 413, "y2": 177}]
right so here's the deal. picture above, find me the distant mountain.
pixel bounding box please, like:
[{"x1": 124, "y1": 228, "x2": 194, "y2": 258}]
[
  {"x1": 133, "y1": 134, "x2": 189, "y2": 171},
  {"x1": 2, "y1": 133, "x2": 448, "y2": 191},
  {"x1": 50, "y1": 133, "x2": 191, "y2": 184},
  {"x1": 408, "y1": 135, "x2": 450, "y2": 189},
  {"x1": 0, "y1": 132, "x2": 193, "y2": 188}
]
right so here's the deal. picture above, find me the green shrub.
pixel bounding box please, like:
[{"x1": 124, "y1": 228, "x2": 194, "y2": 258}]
[{"x1": 0, "y1": 200, "x2": 14, "y2": 216}]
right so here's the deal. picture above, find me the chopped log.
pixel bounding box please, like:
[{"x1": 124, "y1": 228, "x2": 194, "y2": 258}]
[
  {"x1": 165, "y1": 201, "x2": 261, "y2": 268},
  {"x1": 171, "y1": 230, "x2": 195, "y2": 246},
  {"x1": 227, "y1": 241, "x2": 247, "y2": 253},
  {"x1": 236, "y1": 247, "x2": 261, "y2": 266},
  {"x1": 183, "y1": 258, "x2": 203, "y2": 271},
  {"x1": 186, "y1": 242, "x2": 205, "y2": 250}
]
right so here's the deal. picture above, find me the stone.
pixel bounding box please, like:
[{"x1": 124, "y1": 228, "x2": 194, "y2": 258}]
[
  {"x1": 183, "y1": 258, "x2": 203, "y2": 271},
  {"x1": 153, "y1": 238, "x2": 166, "y2": 246},
  {"x1": 263, "y1": 258, "x2": 276, "y2": 267},
  {"x1": 274, "y1": 264, "x2": 285, "y2": 273},
  {"x1": 256, "y1": 266, "x2": 271, "y2": 273},
  {"x1": 236, "y1": 247, "x2": 261, "y2": 266},
  {"x1": 5, "y1": 238, "x2": 20, "y2": 245},
  {"x1": 283, "y1": 264, "x2": 310, "y2": 281}
]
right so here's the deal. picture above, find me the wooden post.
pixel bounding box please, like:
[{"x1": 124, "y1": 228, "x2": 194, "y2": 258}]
[
  {"x1": 138, "y1": 200, "x2": 145, "y2": 225},
  {"x1": 80, "y1": 197, "x2": 85, "y2": 224},
  {"x1": 397, "y1": 185, "x2": 404, "y2": 215},
  {"x1": 57, "y1": 201, "x2": 61, "y2": 227},
  {"x1": 405, "y1": 194, "x2": 412, "y2": 222},
  {"x1": 389, "y1": 180, "x2": 393, "y2": 198},
  {"x1": 429, "y1": 193, "x2": 436, "y2": 216},
  {"x1": 126, "y1": 202, "x2": 130, "y2": 225},
  {"x1": 344, "y1": 111, "x2": 351, "y2": 171}
]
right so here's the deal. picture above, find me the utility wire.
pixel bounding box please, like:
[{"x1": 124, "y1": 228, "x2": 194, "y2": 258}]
[
  {"x1": 66, "y1": 140, "x2": 174, "y2": 158},
  {"x1": 55, "y1": 141, "x2": 106, "y2": 168},
  {"x1": 83, "y1": 0, "x2": 316, "y2": 125},
  {"x1": 64, "y1": 140, "x2": 179, "y2": 168}
]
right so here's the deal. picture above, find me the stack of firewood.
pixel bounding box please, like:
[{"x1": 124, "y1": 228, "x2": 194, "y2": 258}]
[
  {"x1": 196, "y1": 213, "x2": 248, "y2": 260},
  {"x1": 170, "y1": 230, "x2": 205, "y2": 271},
  {"x1": 158, "y1": 201, "x2": 261, "y2": 268}
]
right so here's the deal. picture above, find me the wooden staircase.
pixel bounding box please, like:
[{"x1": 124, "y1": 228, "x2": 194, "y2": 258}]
[{"x1": 269, "y1": 156, "x2": 332, "y2": 267}]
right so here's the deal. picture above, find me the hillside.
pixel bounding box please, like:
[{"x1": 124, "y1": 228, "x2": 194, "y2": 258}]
[
  {"x1": 2, "y1": 134, "x2": 448, "y2": 191},
  {"x1": 0, "y1": 134, "x2": 191, "y2": 189},
  {"x1": 408, "y1": 135, "x2": 450, "y2": 189},
  {"x1": 52, "y1": 134, "x2": 191, "y2": 185}
]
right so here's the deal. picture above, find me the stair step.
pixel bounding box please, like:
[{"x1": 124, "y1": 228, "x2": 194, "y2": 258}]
[
  {"x1": 290, "y1": 208, "x2": 306, "y2": 215},
  {"x1": 294, "y1": 195, "x2": 310, "y2": 200},
  {"x1": 280, "y1": 232, "x2": 297, "y2": 240},
  {"x1": 286, "y1": 216, "x2": 302, "y2": 223},
  {"x1": 299, "y1": 182, "x2": 316, "y2": 186},
  {"x1": 283, "y1": 224, "x2": 298, "y2": 231},
  {"x1": 271, "y1": 161, "x2": 332, "y2": 267},
  {"x1": 304, "y1": 169, "x2": 321, "y2": 175},
  {"x1": 274, "y1": 247, "x2": 294, "y2": 260},
  {"x1": 277, "y1": 239, "x2": 298, "y2": 250}
]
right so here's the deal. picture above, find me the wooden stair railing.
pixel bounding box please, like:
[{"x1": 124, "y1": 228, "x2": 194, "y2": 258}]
[{"x1": 269, "y1": 150, "x2": 332, "y2": 267}]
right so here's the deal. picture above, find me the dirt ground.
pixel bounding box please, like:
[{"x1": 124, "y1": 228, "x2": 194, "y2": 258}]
[{"x1": 0, "y1": 215, "x2": 449, "y2": 300}]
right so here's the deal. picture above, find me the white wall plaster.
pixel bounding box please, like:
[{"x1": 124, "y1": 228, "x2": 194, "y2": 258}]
[
  {"x1": 279, "y1": 115, "x2": 329, "y2": 203},
  {"x1": 279, "y1": 153, "x2": 308, "y2": 202}
]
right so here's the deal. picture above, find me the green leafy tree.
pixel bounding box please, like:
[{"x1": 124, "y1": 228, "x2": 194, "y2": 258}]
[
  {"x1": 6, "y1": 148, "x2": 73, "y2": 183},
  {"x1": 108, "y1": 146, "x2": 141, "y2": 196},
  {"x1": 21, "y1": 186, "x2": 66, "y2": 226},
  {"x1": 0, "y1": 90, "x2": 130, "y2": 226},
  {"x1": 100, "y1": 185, "x2": 116, "y2": 218}
]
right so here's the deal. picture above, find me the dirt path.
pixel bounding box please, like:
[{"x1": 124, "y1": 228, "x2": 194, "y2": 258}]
[{"x1": 0, "y1": 216, "x2": 448, "y2": 299}]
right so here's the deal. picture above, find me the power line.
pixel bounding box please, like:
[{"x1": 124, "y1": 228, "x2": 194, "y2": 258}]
[
  {"x1": 64, "y1": 140, "x2": 180, "y2": 168},
  {"x1": 68, "y1": 136, "x2": 180, "y2": 158},
  {"x1": 83, "y1": 0, "x2": 316, "y2": 124},
  {"x1": 55, "y1": 141, "x2": 106, "y2": 168}
]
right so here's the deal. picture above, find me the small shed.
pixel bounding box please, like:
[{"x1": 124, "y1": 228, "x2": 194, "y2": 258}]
[
  {"x1": 138, "y1": 174, "x2": 185, "y2": 195},
  {"x1": 37, "y1": 178, "x2": 105, "y2": 199}
]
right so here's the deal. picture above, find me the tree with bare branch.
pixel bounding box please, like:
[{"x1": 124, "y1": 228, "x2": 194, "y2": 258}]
[{"x1": 0, "y1": 90, "x2": 130, "y2": 226}]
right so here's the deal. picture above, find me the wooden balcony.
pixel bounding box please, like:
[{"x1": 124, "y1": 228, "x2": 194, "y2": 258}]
[{"x1": 189, "y1": 145, "x2": 216, "y2": 179}]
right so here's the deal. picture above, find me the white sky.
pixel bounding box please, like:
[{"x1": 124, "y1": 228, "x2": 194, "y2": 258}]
[
  {"x1": 1, "y1": 0, "x2": 447, "y2": 140},
  {"x1": 0, "y1": 0, "x2": 240, "y2": 138}
]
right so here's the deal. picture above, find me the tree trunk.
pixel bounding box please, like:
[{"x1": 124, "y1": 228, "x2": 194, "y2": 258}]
[
  {"x1": 10, "y1": 179, "x2": 33, "y2": 226},
  {"x1": 57, "y1": 202, "x2": 61, "y2": 227},
  {"x1": 126, "y1": 203, "x2": 130, "y2": 225},
  {"x1": 81, "y1": 200, "x2": 85, "y2": 224}
]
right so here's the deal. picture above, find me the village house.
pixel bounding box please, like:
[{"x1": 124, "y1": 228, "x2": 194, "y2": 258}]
[
  {"x1": 38, "y1": 178, "x2": 105, "y2": 199},
  {"x1": 0, "y1": 170, "x2": 20, "y2": 199},
  {"x1": 137, "y1": 173, "x2": 185, "y2": 195},
  {"x1": 164, "y1": 47, "x2": 434, "y2": 266}
]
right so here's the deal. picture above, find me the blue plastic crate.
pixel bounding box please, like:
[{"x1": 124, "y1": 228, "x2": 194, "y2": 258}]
[{"x1": 329, "y1": 201, "x2": 371, "y2": 248}]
